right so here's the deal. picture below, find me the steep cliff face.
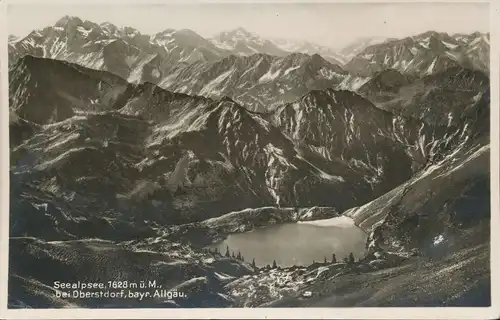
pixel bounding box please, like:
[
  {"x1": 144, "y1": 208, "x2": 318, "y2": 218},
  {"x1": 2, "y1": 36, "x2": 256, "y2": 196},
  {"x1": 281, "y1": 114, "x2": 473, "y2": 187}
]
[
  {"x1": 345, "y1": 86, "x2": 489, "y2": 256},
  {"x1": 354, "y1": 140, "x2": 489, "y2": 257}
]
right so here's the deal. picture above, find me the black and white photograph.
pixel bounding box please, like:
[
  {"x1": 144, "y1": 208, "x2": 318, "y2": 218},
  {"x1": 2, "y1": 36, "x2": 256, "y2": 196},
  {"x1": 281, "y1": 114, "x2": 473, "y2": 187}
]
[{"x1": 2, "y1": 0, "x2": 497, "y2": 316}]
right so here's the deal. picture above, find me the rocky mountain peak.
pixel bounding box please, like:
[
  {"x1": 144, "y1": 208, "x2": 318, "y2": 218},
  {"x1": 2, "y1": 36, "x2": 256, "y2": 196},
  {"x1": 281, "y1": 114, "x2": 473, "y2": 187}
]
[
  {"x1": 310, "y1": 53, "x2": 337, "y2": 67},
  {"x1": 233, "y1": 27, "x2": 254, "y2": 37},
  {"x1": 153, "y1": 28, "x2": 177, "y2": 38},
  {"x1": 54, "y1": 15, "x2": 83, "y2": 27},
  {"x1": 428, "y1": 34, "x2": 446, "y2": 53},
  {"x1": 175, "y1": 28, "x2": 206, "y2": 41},
  {"x1": 218, "y1": 27, "x2": 255, "y2": 39}
]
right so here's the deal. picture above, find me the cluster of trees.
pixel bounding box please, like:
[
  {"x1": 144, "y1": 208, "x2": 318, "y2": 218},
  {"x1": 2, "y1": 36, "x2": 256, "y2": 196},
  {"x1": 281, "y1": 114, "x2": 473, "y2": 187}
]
[
  {"x1": 205, "y1": 246, "x2": 258, "y2": 268},
  {"x1": 205, "y1": 246, "x2": 358, "y2": 270},
  {"x1": 223, "y1": 245, "x2": 245, "y2": 262},
  {"x1": 206, "y1": 246, "x2": 281, "y2": 270},
  {"x1": 263, "y1": 260, "x2": 278, "y2": 269},
  {"x1": 314, "y1": 253, "x2": 336, "y2": 264},
  {"x1": 344, "y1": 252, "x2": 356, "y2": 264},
  {"x1": 314, "y1": 252, "x2": 356, "y2": 265},
  {"x1": 204, "y1": 246, "x2": 245, "y2": 259}
]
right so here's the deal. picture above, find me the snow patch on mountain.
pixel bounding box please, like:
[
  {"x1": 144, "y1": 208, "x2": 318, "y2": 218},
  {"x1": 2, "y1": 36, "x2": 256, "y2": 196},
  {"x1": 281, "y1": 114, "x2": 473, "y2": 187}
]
[
  {"x1": 259, "y1": 68, "x2": 282, "y2": 83},
  {"x1": 200, "y1": 69, "x2": 236, "y2": 96}
]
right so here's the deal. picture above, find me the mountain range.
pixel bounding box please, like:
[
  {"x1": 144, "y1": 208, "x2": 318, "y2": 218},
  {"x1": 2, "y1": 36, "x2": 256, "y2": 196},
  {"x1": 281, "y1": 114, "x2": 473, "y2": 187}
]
[
  {"x1": 7, "y1": 15, "x2": 491, "y2": 309},
  {"x1": 345, "y1": 31, "x2": 489, "y2": 77},
  {"x1": 8, "y1": 16, "x2": 489, "y2": 112}
]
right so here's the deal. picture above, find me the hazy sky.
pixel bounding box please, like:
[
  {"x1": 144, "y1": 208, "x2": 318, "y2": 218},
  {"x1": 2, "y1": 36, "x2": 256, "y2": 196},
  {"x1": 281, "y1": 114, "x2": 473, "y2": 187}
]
[{"x1": 7, "y1": 2, "x2": 489, "y2": 49}]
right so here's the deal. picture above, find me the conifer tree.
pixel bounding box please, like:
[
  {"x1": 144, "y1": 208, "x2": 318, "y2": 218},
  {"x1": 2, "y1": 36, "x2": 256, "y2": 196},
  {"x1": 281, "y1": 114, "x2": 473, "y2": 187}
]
[
  {"x1": 324, "y1": 256, "x2": 327, "y2": 264},
  {"x1": 272, "y1": 260, "x2": 277, "y2": 269},
  {"x1": 251, "y1": 258, "x2": 256, "y2": 269},
  {"x1": 225, "y1": 246, "x2": 230, "y2": 258},
  {"x1": 332, "y1": 253, "x2": 337, "y2": 263},
  {"x1": 348, "y1": 252, "x2": 355, "y2": 264},
  {"x1": 237, "y1": 251, "x2": 242, "y2": 260},
  {"x1": 232, "y1": 252, "x2": 236, "y2": 259}
]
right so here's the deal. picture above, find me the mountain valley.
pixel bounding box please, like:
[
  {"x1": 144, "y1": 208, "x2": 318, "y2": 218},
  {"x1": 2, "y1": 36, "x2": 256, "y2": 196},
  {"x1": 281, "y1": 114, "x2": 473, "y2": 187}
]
[{"x1": 7, "y1": 15, "x2": 491, "y2": 309}]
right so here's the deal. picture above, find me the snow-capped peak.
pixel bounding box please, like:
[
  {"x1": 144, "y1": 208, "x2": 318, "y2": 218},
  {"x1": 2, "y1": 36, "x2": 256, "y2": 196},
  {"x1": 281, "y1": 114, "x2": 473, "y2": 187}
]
[
  {"x1": 345, "y1": 31, "x2": 489, "y2": 77},
  {"x1": 54, "y1": 15, "x2": 83, "y2": 27},
  {"x1": 211, "y1": 27, "x2": 287, "y2": 57},
  {"x1": 270, "y1": 37, "x2": 348, "y2": 65}
]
